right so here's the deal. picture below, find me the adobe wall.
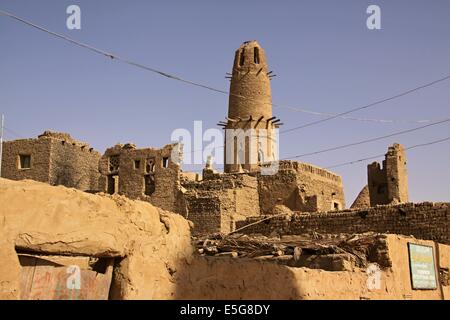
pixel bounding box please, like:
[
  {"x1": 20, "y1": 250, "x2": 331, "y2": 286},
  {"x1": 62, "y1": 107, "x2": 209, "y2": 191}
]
[
  {"x1": 0, "y1": 178, "x2": 193, "y2": 300},
  {"x1": 1, "y1": 178, "x2": 449, "y2": 300},
  {"x1": 183, "y1": 197, "x2": 222, "y2": 235},
  {"x1": 176, "y1": 235, "x2": 450, "y2": 300},
  {"x1": 48, "y1": 135, "x2": 101, "y2": 191},
  {"x1": 368, "y1": 143, "x2": 408, "y2": 206},
  {"x1": 258, "y1": 161, "x2": 345, "y2": 214},
  {"x1": 98, "y1": 143, "x2": 182, "y2": 213},
  {"x1": 385, "y1": 143, "x2": 409, "y2": 203},
  {"x1": 1, "y1": 138, "x2": 52, "y2": 183},
  {"x1": 1, "y1": 132, "x2": 100, "y2": 191},
  {"x1": 182, "y1": 173, "x2": 260, "y2": 235},
  {"x1": 236, "y1": 202, "x2": 450, "y2": 244}
]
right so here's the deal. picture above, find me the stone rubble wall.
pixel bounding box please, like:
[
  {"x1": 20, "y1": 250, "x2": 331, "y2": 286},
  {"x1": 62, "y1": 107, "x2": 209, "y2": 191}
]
[
  {"x1": 237, "y1": 202, "x2": 450, "y2": 244},
  {"x1": 258, "y1": 160, "x2": 345, "y2": 214},
  {"x1": 1, "y1": 133, "x2": 100, "y2": 192},
  {"x1": 182, "y1": 173, "x2": 260, "y2": 235},
  {"x1": 98, "y1": 143, "x2": 181, "y2": 213}
]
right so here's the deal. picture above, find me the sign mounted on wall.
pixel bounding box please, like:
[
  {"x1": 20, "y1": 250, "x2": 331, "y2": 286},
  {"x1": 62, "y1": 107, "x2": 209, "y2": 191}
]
[{"x1": 408, "y1": 243, "x2": 438, "y2": 290}]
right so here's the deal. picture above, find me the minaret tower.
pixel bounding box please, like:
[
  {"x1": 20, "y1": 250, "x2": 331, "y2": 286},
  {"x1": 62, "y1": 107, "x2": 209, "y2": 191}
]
[{"x1": 219, "y1": 40, "x2": 282, "y2": 173}]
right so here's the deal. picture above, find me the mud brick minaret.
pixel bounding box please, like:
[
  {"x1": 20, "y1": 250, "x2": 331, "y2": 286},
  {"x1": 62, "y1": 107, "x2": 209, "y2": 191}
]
[{"x1": 220, "y1": 40, "x2": 281, "y2": 173}]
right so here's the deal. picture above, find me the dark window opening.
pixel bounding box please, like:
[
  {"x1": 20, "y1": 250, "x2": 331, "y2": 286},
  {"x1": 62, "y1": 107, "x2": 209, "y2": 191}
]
[
  {"x1": 254, "y1": 47, "x2": 260, "y2": 64},
  {"x1": 134, "y1": 160, "x2": 141, "y2": 170},
  {"x1": 109, "y1": 155, "x2": 120, "y2": 172},
  {"x1": 19, "y1": 155, "x2": 31, "y2": 169},
  {"x1": 144, "y1": 175, "x2": 156, "y2": 196},
  {"x1": 162, "y1": 157, "x2": 169, "y2": 168},
  {"x1": 107, "y1": 175, "x2": 119, "y2": 195},
  {"x1": 333, "y1": 202, "x2": 340, "y2": 210},
  {"x1": 377, "y1": 184, "x2": 387, "y2": 195},
  {"x1": 239, "y1": 49, "x2": 245, "y2": 66}
]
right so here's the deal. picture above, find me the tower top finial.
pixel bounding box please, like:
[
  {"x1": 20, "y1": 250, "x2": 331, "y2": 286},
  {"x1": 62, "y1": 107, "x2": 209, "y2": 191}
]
[{"x1": 240, "y1": 40, "x2": 260, "y2": 47}]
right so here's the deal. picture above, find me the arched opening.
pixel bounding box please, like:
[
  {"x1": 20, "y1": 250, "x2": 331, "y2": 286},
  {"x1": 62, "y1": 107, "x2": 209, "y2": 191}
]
[
  {"x1": 239, "y1": 49, "x2": 245, "y2": 66},
  {"x1": 233, "y1": 136, "x2": 238, "y2": 166},
  {"x1": 254, "y1": 47, "x2": 260, "y2": 64},
  {"x1": 245, "y1": 135, "x2": 250, "y2": 165}
]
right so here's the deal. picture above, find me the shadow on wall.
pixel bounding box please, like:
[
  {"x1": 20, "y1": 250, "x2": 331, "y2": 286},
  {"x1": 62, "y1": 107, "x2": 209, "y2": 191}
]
[{"x1": 170, "y1": 254, "x2": 304, "y2": 299}]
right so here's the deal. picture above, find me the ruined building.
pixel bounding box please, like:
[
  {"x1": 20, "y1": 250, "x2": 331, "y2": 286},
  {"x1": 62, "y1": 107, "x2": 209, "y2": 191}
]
[
  {"x1": 0, "y1": 43, "x2": 345, "y2": 237},
  {"x1": 351, "y1": 143, "x2": 409, "y2": 209},
  {"x1": 176, "y1": 41, "x2": 345, "y2": 233},
  {"x1": 221, "y1": 40, "x2": 281, "y2": 173},
  {"x1": 258, "y1": 161, "x2": 345, "y2": 213},
  {"x1": 98, "y1": 143, "x2": 182, "y2": 213},
  {"x1": 0, "y1": 41, "x2": 347, "y2": 235},
  {"x1": 0, "y1": 131, "x2": 100, "y2": 192},
  {"x1": 368, "y1": 143, "x2": 408, "y2": 206}
]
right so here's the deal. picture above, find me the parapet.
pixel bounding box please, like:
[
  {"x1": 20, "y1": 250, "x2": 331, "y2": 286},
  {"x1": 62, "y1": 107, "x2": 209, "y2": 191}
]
[
  {"x1": 36, "y1": 130, "x2": 97, "y2": 153},
  {"x1": 276, "y1": 160, "x2": 343, "y2": 184}
]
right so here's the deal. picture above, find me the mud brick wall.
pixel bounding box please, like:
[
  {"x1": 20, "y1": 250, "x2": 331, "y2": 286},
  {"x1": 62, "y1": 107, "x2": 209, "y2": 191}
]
[
  {"x1": 237, "y1": 202, "x2": 450, "y2": 244},
  {"x1": 368, "y1": 144, "x2": 408, "y2": 206},
  {"x1": 185, "y1": 197, "x2": 222, "y2": 235},
  {"x1": 1, "y1": 138, "x2": 52, "y2": 183},
  {"x1": 1, "y1": 133, "x2": 100, "y2": 191},
  {"x1": 182, "y1": 173, "x2": 260, "y2": 235},
  {"x1": 99, "y1": 143, "x2": 181, "y2": 212},
  {"x1": 258, "y1": 161, "x2": 345, "y2": 214},
  {"x1": 49, "y1": 139, "x2": 101, "y2": 191}
]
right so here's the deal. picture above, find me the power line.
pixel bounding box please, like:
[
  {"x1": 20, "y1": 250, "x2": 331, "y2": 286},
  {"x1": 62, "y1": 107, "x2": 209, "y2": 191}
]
[
  {"x1": 278, "y1": 109, "x2": 442, "y2": 124},
  {"x1": 0, "y1": 9, "x2": 228, "y2": 94},
  {"x1": 280, "y1": 75, "x2": 450, "y2": 134},
  {"x1": 1, "y1": 9, "x2": 449, "y2": 127},
  {"x1": 282, "y1": 118, "x2": 450, "y2": 160},
  {"x1": 3, "y1": 126, "x2": 24, "y2": 139},
  {"x1": 325, "y1": 136, "x2": 450, "y2": 169},
  {"x1": 189, "y1": 117, "x2": 450, "y2": 156}
]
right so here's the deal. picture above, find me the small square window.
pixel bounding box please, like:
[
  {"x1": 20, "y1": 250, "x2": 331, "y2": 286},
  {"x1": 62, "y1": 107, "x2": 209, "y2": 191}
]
[
  {"x1": 19, "y1": 155, "x2": 31, "y2": 169},
  {"x1": 134, "y1": 160, "x2": 141, "y2": 170}
]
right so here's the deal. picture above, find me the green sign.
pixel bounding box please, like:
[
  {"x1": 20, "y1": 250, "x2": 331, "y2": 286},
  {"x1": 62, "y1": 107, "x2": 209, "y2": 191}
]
[{"x1": 408, "y1": 243, "x2": 438, "y2": 290}]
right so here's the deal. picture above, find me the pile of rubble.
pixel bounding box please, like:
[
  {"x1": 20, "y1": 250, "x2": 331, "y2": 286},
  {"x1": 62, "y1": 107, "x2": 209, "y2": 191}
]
[{"x1": 195, "y1": 232, "x2": 391, "y2": 271}]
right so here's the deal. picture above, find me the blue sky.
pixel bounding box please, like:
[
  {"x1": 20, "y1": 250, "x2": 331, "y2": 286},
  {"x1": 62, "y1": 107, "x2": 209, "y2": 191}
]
[{"x1": 1, "y1": 0, "x2": 449, "y2": 204}]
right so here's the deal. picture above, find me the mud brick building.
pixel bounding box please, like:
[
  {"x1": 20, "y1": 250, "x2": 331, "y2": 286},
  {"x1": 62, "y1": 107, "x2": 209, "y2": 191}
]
[
  {"x1": 179, "y1": 161, "x2": 345, "y2": 235},
  {"x1": 351, "y1": 143, "x2": 409, "y2": 209},
  {"x1": 98, "y1": 142, "x2": 183, "y2": 213},
  {"x1": 258, "y1": 160, "x2": 345, "y2": 213},
  {"x1": 0, "y1": 41, "x2": 417, "y2": 237},
  {"x1": 368, "y1": 143, "x2": 408, "y2": 206},
  {"x1": 0, "y1": 131, "x2": 100, "y2": 191},
  {"x1": 180, "y1": 170, "x2": 260, "y2": 234}
]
